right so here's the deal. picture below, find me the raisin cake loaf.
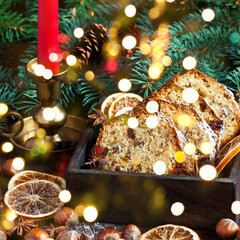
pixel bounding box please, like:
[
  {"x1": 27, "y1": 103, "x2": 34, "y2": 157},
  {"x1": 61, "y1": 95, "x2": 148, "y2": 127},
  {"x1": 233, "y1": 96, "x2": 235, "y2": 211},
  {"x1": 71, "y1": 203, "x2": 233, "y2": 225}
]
[
  {"x1": 89, "y1": 112, "x2": 195, "y2": 175},
  {"x1": 166, "y1": 69, "x2": 240, "y2": 145}
]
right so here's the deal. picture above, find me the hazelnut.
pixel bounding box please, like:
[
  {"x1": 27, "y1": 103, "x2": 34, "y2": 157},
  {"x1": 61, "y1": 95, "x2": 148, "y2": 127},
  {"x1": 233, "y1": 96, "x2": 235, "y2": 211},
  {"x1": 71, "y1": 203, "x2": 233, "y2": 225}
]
[
  {"x1": 216, "y1": 218, "x2": 239, "y2": 240},
  {"x1": 24, "y1": 228, "x2": 50, "y2": 240},
  {"x1": 54, "y1": 207, "x2": 79, "y2": 227},
  {"x1": 98, "y1": 229, "x2": 121, "y2": 240},
  {"x1": 56, "y1": 230, "x2": 80, "y2": 240},
  {"x1": 1, "y1": 159, "x2": 18, "y2": 176},
  {"x1": 122, "y1": 224, "x2": 141, "y2": 240},
  {"x1": 0, "y1": 228, "x2": 7, "y2": 240}
]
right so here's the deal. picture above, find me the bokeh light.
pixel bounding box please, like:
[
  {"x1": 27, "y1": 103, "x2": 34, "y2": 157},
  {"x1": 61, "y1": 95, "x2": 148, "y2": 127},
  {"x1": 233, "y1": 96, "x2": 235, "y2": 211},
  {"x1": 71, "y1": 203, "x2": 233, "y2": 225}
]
[
  {"x1": 127, "y1": 117, "x2": 139, "y2": 129},
  {"x1": 12, "y1": 157, "x2": 25, "y2": 171},
  {"x1": 122, "y1": 36, "x2": 137, "y2": 49},
  {"x1": 106, "y1": 60, "x2": 118, "y2": 72},
  {"x1": 73, "y1": 27, "x2": 84, "y2": 38},
  {"x1": 4, "y1": 209, "x2": 17, "y2": 221},
  {"x1": 182, "y1": 88, "x2": 199, "y2": 103},
  {"x1": 36, "y1": 128, "x2": 46, "y2": 138},
  {"x1": 83, "y1": 206, "x2": 98, "y2": 222},
  {"x1": 2, "y1": 219, "x2": 14, "y2": 230},
  {"x1": 42, "y1": 107, "x2": 55, "y2": 121},
  {"x1": 182, "y1": 56, "x2": 197, "y2": 70},
  {"x1": 175, "y1": 151, "x2": 186, "y2": 163},
  {"x1": 200, "y1": 142, "x2": 213, "y2": 155},
  {"x1": 171, "y1": 202, "x2": 185, "y2": 216},
  {"x1": 59, "y1": 190, "x2": 72, "y2": 203},
  {"x1": 125, "y1": 4, "x2": 137, "y2": 18},
  {"x1": 166, "y1": 0, "x2": 175, "y2": 2},
  {"x1": 146, "y1": 115, "x2": 158, "y2": 128},
  {"x1": 202, "y1": 8, "x2": 215, "y2": 22},
  {"x1": 230, "y1": 32, "x2": 240, "y2": 43},
  {"x1": 184, "y1": 143, "x2": 196, "y2": 155},
  {"x1": 140, "y1": 42, "x2": 151, "y2": 55},
  {"x1": 66, "y1": 55, "x2": 77, "y2": 66},
  {"x1": 2, "y1": 142, "x2": 14, "y2": 153},
  {"x1": 148, "y1": 63, "x2": 164, "y2": 79},
  {"x1": 0, "y1": 103, "x2": 8, "y2": 116},
  {"x1": 43, "y1": 69, "x2": 53, "y2": 80},
  {"x1": 49, "y1": 53, "x2": 58, "y2": 62},
  {"x1": 199, "y1": 164, "x2": 217, "y2": 181},
  {"x1": 146, "y1": 101, "x2": 159, "y2": 113},
  {"x1": 148, "y1": 7, "x2": 161, "y2": 19},
  {"x1": 153, "y1": 160, "x2": 167, "y2": 175},
  {"x1": 75, "y1": 204, "x2": 85, "y2": 217},
  {"x1": 231, "y1": 201, "x2": 240, "y2": 215},
  {"x1": 118, "y1": 78, "x2": 132, "y2": 92},
  {"x1": 177, "y1": 114, "x2": 192, "y2": 127},
  {"x1": 162, "y1": 55, "x2": 172, "y2": 67},
  {"x1": 34, "y1": 64, "x2": 45, "y2": 76},
  {"x1": 85, "y1": 71, "x2": 95, "y2": 81}
]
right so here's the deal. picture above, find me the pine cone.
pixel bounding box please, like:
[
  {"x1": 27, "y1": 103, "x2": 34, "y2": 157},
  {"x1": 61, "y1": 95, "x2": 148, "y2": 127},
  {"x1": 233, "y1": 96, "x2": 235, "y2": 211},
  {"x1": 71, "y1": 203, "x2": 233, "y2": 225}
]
[{"x1": 74, "y1": 23, "x2": 108, "y2": 68}]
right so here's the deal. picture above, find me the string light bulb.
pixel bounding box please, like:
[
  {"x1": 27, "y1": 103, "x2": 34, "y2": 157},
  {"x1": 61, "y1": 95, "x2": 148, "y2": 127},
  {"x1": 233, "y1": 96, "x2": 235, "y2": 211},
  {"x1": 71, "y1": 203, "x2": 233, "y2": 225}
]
[
  {"x1": 43, "y1": 69, "x2": 53, "y2": 80},
  {"x1": 146, "y1": 116, "x2": 158, "y2": 128},
  {"x1": 0, "y1": 103, "x2": 8, "y2": 115},
  {"x1": 182, "y1": 56, "x2": 197, "y2": 70},
  {"x1": 124, "y1": 4, "x2": 137, "y2": 18},
  {"x1": 73, "y1": 27, "x2": 84, "y2": 38},
  {"x1": 66, "y1": 55, "x2": 77, "y2": 66},
  {"x1": 2, "y1": 142, "x2": 14, "y2": 153},
  {"x1": 200, "y1": 142, "x2": 213, "y2": 155},
  {"x1": 175, "y1": 151, "x2": 186, "y2": 163},
  {"x1": 182, "y1": 88, "x2": 199, "y2": 103},
  {"x1": 85, "y1": 71, "x2": 95, "y2": 81},
  {"x1": 231, "y1": 201, "x2": 240, "y2": 215},
  {"x1": 202, "y1": 8, "x2": 215, "y2": 22},
  {"x1": 127, "y1": 117, "x2": 139, "y2": 129},
  {"x1": 153, "y1": 160, "x2": 167, "y2": 175},
  {"x1": 83, "y1": 206, "x2": 98, "y2": 222},
  {"x1": 118, "y1": 78, "x2": 132, "y2": 92},
  {"x1": 184, "y1": 143, "x2": 196, "y2": 155},
  {"x1": 34, "y1": 64, "x2": 45, "y2": 76},
  {"x1": 42, "y1": 107, "x2": 55, "y2": 121},
  {"x1": 122, "y1": 36, "x2": 137, "y2": 49},
  {"x1": 148, "y1": 63, "x2": 163, "y2": 79},
  {"x1": 12, "y1": 157, "x2": 25, "y2": 171},
  {"x1": 171, "y1": 202, "x2": 185, "y2": 216},
  {"x1": 146, "y1": 101, "x2": 159, "y2": 113},
  {"x1": 59, "y1": 190, "x2": 72, "y2": 203},
  {"x1": 199, "y1": 164, "x2": 217, "y2": 181}
]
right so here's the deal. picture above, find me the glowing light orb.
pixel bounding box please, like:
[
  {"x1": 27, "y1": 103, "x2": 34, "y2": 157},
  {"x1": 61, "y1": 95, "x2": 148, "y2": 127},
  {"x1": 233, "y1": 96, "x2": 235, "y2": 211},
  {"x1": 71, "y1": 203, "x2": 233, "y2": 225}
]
[
  {"x1": 178, "y1": 114, "x2": 192, "y2": 127},
  {"x1": 182, "y1": 88, "x2": 199, "y2": 103},
  {"x1": 42, "y1": 107, "x2": 55, "y2": 121},
  {"x1": 34, "y1": 64, "x2": 45, "y2": 76},
  {"x1": 2, "y1": 142, "x2": 13, "y2": 153},
  {"x1": 106, "y1": 60, "x2": 118, "y2": 72},
  {"x1": 202, "y1": 8, "x2": 215, "y2": 22},
  {"x1": 184, "y1": 143, "x2": 196, "y2": 155},
  {"x1": 153, "y1": 160, "x2": 167, "y2": 175},
  {"x1": 140, "y1": 42, "x2": 151, "y2": 55},
  {"x1": 83, "y1": 206, "x2": 98, "y2": 222},
  {"x1": 5, "y1": 209, "x2": 17, "y2": 221},
  {"x1": 146, "y1": 116, "x2": 158, "y2": 128},
  {"x1": 166, "y1": 0, "x2": 175, "y2": 2},
  {"x1": 199, "y1": 164, "x2": 217, "y2": 181},
  {"x1": 122, "y1": 36, "x2": 137, "y2": 50},
  {"x1": 108, "y1": 43, "x2": 121, "y2": 57},
  {"x1": 231, "y1": 201, "x2": 240, "y2": 215},
  {"x1": 127, "y1": 117, "x2": 139, "y2": 129},
  {"x1": 59, "y1": 190, "x2": 72, "y2": 203},
  {"x1": 36, "y1": 128, "x2": 46, "y2": 138},
  {"x1": 148, "y1": 7, "x2": 161, "y2": 19},
  {"x1": 182, "y1": 56, "x2": 197, "y2": 70},
  {"x1": 66, "y1": 55, "x2": 77, "y2": 66},
  {"x1": 85, "y1": 71, "x2": 95, "y2": 81},
  {"x1": 49, "y1": 53, "x2": 58, "y2": 62},
  {"x1": 162, "y1": 55, "x2": 172, "y2": 67},
  {"x1": 118, "y1": 78, "x2": 132, "y2": 92},
  {"x1": 171, "y1": 202, "x2": 185, "y2": 216},
  {"x1": 200, "y1": 142, "x2": 213, "y2": 155},
  {"x1": 125, "y1": 4, "x2": 137, "y2": 18},
  {"x1": 175, "y1": 151, "x2": 186, "y2": 163},
  {"x1": 2, "y1": 219, "x2": 14, "y2": 230},
  {"x1": 12, "y1": 157, "x2": 25, "y2": 171},
  {"x1": 75, "y1": 204, "x2": 85, "y2": 217},
  {"x1": 0, "y1": 103, "x2": 8, "y2": 115},
  {"x1": 146, "y1": 101, "x2": 159, "y2": 113},
  {"x1": 73, "y1": 27, "x2": 84, "y2": 38},
  {"x1": 230, "y1": 32, "x2": 240, "y2": 43},
  {"x1": 148, "y1": 63, "x2": 163, "y2": 79},
  {"x1": 43, "y1": 69, "x2": 53, "y2": 80}
]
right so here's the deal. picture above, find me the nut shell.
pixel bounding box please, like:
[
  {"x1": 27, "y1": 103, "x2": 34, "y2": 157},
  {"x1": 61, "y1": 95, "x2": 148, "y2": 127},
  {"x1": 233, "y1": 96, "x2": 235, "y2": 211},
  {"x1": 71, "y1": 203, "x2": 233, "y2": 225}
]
[
  {"x1": 98, "y1": 229, "x2": 121, "y2": 240},
  {"x1": 54, "y1": 207, "x2": 79, "y2": 227},
  {"x1": 24, "y1": 228, "x2": 50, "y2": 240},
  {"x1": 56, "y1": 230, "x2": 80, "y2": 240},
  {"x1": 0, "y1": 228, "x2": 7, "y2": 240},
  {"x1": 216, "y1": 218, "x2": 239, "y2": 240},
  {"x1": 122, "y1": 224, "x2": 141, "y2": 240}
]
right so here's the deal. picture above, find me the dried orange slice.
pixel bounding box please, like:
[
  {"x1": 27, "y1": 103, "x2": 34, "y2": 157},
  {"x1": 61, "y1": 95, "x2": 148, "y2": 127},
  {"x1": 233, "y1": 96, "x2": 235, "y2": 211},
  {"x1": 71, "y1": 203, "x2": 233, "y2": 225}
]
[
  {"x1": 215, "y1": 135, "x2": 240, "y2": 175},
  {"x1": 108, "y1": 93, "x2": 143, "y2": 118},
  {"x1": 8, "y1": 170, "x2": 66, "y2": 190},
  {"x1": 140, "y1": 224, "x2": 200, "y2": 240},
  {"x1": 101, "y1": 93, "x2": 124, "y2": 116},
  {"x1": 4, "y1": 180, "x2": 64, "y2": 219}
]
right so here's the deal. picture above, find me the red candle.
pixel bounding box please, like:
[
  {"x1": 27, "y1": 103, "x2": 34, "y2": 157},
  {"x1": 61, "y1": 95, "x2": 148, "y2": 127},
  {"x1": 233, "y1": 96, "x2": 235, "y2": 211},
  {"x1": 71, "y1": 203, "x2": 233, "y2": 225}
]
[{"x1": 38, "y1": 0, "x2": 60, "y2": 74}]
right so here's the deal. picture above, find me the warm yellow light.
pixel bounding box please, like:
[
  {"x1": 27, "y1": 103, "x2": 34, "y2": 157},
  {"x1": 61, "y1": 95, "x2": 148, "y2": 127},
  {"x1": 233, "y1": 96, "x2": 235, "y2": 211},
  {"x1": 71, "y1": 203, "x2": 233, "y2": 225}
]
[
  {"x1": 108, "y1": 43, "x2": 121, "y2": 57},
  {"x1": 127, "y1": 117, "x2": 139, "y2": 129},
  {"x1": 153, "y1": 160, "x2": 167, "y2": 175},
  {"x1": 2, "y1": 219, "x2": 14, "y2": 230},
  {"x1": 0, "y1": 103, "x2": 8, "y2": 115},
  {"x1": 140, "y1": 42, "x2": 151, "y2": 55},
  {"x1": 146, "y1": 101, "x2": 159, "y2": 113},
  {"x1": 83, "y1": 206, "x2": 98, "y2": 222},
  {"x1": 73, "y1": 27, "x2": 84, "y2": 38},
  {"x1": 118, "y1": 78, "x2": 132, "y2": 92},
  {"x1": 5, "y1": 209, "x2": 17, "y2": 221},
  {"x1": 166, "y1": 0, "x2": 175, "y2": 2},
  {"x1": 122, "y1": 36, "x2": 137, "y2": 50},
  {"x1": 148, "y1": 63, "x2": 163, "y2": 79},
  {"x1": 146, "y1": 116, "x2": 158, "y2": 129},
  {"x1": 85, "y1": 71, "x2": 95, "y2": 81},
  {"x1": 177, "y1": 114, "x2": 192, "y2": 127},
  {"x1": 148, "y1": 7, "x2": 161, "y2": 19},
  {"x1": 34, "y1": 64, "x2": 45, "y2": 76},
  {"x1": 59, "y1": 190, "x2": 72, "y2": 203},
  {"x1": 231, "y1": 201, "x2": 240, "y2": 215},
  {"x1": 200, "y1": 142, "x2": 213, "y2": 155},
  {"x1": 199, "y1": 164, "x2": 217, "y2": 181},
  {"x1": 202, "y1": 8, "x2": 215, "y2": 22},
  {"x1": 66, "y1": 55, "x2": 77, "y2": 66},
  {"x1": 182, "y1": 88, "x2": 199, "y2": 103},
  {"x1": 42, "y1": 107, "x2": 55, "y2": 121},
  {"x1": 162, "y1": 55, "x2": 172, "y2": 67},
  {"x1": 182, "y1": 56, "x2": 197, "y2": 70},
  {"x1": 125, "y1": 4, "x2": 137, "y2": 18},
  {"x1": 75, "y1": 204, "x2": 85, "y2": 217},
  {"x1": 36, "y1": 128, "x2": 46, "y2": 138},
  {"x1": 175, "y1": 151, "x2": 186, "y2": 163},
  {"x1": 12, "y1": 157, "x2": 25, "y2": 171},
  {"x1": 49, "y1": 53, "x2": 58, "y2": 62},
  {"x1": 109, "y1": 27, "x2": 118, "y2": 38},
  {"x1": 184, "y1": 143, "x2": 196, "y2": 156},
  {"x1": 171, "y1": 202, "x2": 185, "y2": 216},
  {"x1": 2, "y1": 142, "x2": 14, "y2": 153},
  {"x1": 43, "y1": 69, "x2": 53, "y2": 80}
]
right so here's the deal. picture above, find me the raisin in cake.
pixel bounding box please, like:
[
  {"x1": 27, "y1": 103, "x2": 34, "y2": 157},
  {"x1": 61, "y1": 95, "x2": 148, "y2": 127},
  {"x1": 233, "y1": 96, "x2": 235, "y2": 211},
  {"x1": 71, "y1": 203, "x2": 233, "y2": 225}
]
[
  {"x1": 89, "y1": 112, "x2": 194, "y2": 175},
  {"x1": 166, "y1": 69, "x2": 240, "y2": 145}
]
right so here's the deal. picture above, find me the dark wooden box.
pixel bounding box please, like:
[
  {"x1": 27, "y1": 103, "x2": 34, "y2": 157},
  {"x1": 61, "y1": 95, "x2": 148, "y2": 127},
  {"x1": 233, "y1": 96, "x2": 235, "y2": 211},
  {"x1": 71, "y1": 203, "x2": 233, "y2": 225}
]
[{"x1": 66, "y1": 126, "x2": 240, "y2": 230}]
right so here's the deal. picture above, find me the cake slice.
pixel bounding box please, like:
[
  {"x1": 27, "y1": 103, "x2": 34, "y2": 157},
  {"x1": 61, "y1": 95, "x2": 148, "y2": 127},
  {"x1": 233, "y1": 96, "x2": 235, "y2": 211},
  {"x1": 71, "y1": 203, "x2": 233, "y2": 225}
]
[
  {"x1": 133, "y1": 98, "x2": 218, "y2": 168},
  {"x1": 165, "y1": 69, "x2": 240, "y2": 145},
  {"x1": 89, "y1": 112, "x2": 194, "y2": 175}
]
